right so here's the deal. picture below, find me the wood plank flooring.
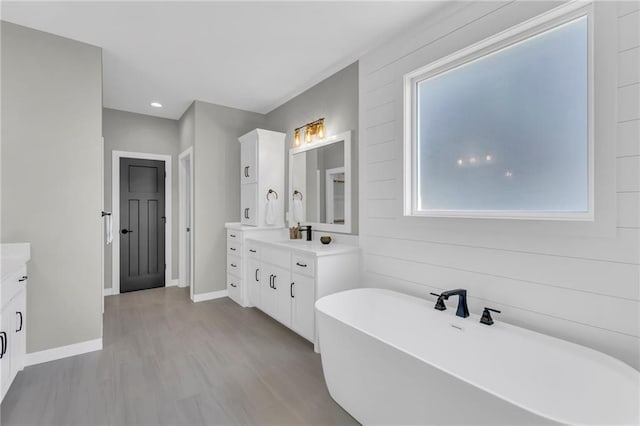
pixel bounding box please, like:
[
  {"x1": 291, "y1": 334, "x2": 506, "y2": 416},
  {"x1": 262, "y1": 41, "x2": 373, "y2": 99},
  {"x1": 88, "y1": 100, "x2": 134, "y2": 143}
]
[{"x1": 1, "y1": 287, "x2": 359, "y2": 425}]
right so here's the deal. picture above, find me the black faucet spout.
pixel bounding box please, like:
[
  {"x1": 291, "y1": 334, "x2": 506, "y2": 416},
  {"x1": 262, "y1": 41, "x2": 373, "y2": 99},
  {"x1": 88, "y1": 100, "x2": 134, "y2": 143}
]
[
  {"x1": 300, "y1": 225, "x2": 312, "y2": 241},
  {"x1": 441, "y1": 289, "x2": 469, "y2": 318}
]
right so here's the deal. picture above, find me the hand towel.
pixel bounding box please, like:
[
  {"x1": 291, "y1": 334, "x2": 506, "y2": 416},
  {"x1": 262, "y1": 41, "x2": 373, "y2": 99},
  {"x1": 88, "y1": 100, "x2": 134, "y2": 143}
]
[
  {"x1": 105, "y1": 214, "x2": 113, "y2": 245},
  {"x1": 292, "y1": 199, "x2": 304, "y2": 224},
  {"x1": 265, "y1": 199, "x2": 276, "y2": 225}
]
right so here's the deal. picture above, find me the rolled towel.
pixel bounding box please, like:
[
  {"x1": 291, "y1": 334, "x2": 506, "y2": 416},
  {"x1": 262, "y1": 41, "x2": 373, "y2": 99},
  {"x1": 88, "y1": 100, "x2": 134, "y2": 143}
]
[
  {"x1": 292, "y1": 199, "x2": 304, "y2": 224},
  {"x1": 105, "y1": 214, "x2": 113, "y2": 245},
  {"x1": 265, "y1": 198, "x2": 276, "y2": 225}
]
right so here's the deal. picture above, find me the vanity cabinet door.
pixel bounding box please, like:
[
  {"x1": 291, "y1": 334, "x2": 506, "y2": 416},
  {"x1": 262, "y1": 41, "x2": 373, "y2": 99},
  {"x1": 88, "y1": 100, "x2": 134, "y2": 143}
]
[
  {"x1": 11, "y1": 290, "x2": 26, "y2": 373},
  {"x1": 259, "y1": 263, "x2": 277, "y2": 316},
  {"x1": 0, "y1": 304, "x2": 13, "y2": 401},
  {"x1": 241, "y1": 138, "x2": 258, "y2": 185},
  {"x1": 291, "y1": 273, "x2": 315, "y2": 341},
  {"x1": 270, "y1": 265, "x2": 292, "y2": 327},
  {"x1": 260, "y1": 263, "x2": 291, "y2": 327},
  {"x1": 241, "y1": 183, "x2": 257, "y2": 226},
  {"x1": 246, "y1": 258, "x2": 261, "y2": 307}
]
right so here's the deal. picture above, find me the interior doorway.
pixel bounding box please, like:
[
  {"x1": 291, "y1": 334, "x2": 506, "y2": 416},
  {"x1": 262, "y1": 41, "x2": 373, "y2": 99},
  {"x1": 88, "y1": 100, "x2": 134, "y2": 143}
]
[
  {"x1": 179, "y1": 147, "x2": 194, "y2": 301},
  {"x1": 111, "y1": 151, "x2": 172, "y2": 294},
  {"x1": 119, "y1": 157, "x2": 166, "y2": 292}
]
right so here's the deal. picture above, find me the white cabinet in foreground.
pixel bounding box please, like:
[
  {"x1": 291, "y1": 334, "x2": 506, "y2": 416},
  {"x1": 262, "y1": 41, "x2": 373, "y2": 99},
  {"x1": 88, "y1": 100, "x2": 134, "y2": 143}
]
[
  {"x1": 1, "y1": 243, "x2": 30, "y2": 402},
  {"x1": 247, "y1": 239, "x2": 359, "y2": 351}
]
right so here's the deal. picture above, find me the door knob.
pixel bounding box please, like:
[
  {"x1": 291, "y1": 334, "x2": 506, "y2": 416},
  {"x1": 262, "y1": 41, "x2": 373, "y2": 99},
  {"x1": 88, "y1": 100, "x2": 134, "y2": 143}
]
[{"x1": 121, "y1": 229, "x2": 134, "y2": 234}]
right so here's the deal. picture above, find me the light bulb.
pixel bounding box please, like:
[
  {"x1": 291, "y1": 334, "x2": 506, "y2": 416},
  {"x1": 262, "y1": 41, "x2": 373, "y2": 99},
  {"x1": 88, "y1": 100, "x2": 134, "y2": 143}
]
[
  {"x1": 305, "y1": 127, "x2": 312, "y2": 143},
  {"x1": 457, "y1": 159, "x2": 463, "y2": 166},
  {"x1": 485, "y1": 154, "x2": 492, "y2": 161},
  {"x1": 294, "y1": 129, "x2": 300, "y2": 146},
  {"x1": 469, "y1": 157, "x2": 477, "y2": 164},
  {"x1": 316, "y1": 120, "x2": 325, "y2": 139}
]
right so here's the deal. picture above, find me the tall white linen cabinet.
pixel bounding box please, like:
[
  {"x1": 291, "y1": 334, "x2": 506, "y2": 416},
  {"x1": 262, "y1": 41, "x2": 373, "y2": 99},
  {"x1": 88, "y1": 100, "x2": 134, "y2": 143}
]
[
  {"x1": 239, "y1": 129, "x2": 286, "y2": 227},
  {"x1": 227, "y1": 129, "x2": 286, "y2": 307}
]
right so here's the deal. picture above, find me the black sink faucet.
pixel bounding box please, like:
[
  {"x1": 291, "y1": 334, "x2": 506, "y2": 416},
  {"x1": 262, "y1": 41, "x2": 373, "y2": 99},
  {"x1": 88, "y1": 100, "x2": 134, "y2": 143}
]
[
  {"x1": 440, "y1": 289, "x2": 470, "y2": 318},
  {"x1": 300, "y1": 225, "x2": 312, "y2": 241}
]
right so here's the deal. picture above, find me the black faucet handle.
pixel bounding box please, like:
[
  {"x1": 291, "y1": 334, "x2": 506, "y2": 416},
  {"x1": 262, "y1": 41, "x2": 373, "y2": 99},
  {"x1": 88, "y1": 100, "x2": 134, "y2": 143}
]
[
  {"x1": 480, "y1": 307, "x2": 501, "y2": 326},
  {"x1": 429, "y1": 292, "x2": 447, "y2": 311}
]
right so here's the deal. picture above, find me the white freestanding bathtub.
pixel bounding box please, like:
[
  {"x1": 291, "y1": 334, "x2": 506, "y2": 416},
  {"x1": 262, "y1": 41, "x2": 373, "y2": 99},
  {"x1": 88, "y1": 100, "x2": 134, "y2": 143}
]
[{"x1": 316, "y1": 288, "x2": 640, "y2": 425}]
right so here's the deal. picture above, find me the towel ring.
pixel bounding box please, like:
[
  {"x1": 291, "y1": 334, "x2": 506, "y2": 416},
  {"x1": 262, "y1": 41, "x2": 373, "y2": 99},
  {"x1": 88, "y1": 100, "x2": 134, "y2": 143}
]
[
  {"x1": 293, "y1": 190, "x2": 303, "y2": 200},
  {"x1": 267, "y1": 189, "x2": 278, "y2": 200}
]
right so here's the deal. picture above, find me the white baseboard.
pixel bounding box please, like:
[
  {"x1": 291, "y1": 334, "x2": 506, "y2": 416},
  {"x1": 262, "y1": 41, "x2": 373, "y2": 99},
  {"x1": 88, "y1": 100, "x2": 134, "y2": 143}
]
[
  {"x1": 104, "y1": 287, "x2": 115, "y2": 296},
  {"x1": 26, "y1": 338, "x2": 103, "y2": 366},
  {"x1": 167, "y1": 279, "x2": 179, "y2": 287},
  {"x1": 192, "y1": 290, "x2": 228, "y2": 303}
]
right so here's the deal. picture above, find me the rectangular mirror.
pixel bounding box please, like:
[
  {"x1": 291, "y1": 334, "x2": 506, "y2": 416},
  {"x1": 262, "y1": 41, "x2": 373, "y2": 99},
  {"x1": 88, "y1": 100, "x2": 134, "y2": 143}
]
[{"x1": 289, "y1": 131, "x2": 352, "y2": 233}]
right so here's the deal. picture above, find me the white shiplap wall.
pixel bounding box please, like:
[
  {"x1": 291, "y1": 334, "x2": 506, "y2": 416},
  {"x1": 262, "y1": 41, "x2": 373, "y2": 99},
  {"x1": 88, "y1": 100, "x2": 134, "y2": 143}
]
[{"x1": 359, "y1": 1, "x2": 640, "y2": 369}]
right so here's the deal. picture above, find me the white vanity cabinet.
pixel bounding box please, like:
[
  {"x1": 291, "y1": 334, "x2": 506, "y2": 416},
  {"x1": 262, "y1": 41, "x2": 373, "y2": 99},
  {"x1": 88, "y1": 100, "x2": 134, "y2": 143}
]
[
  {"x1": 248, "y1": 239, "x2": 359, "y2": 350},
  {"x1": 225, "y1": 224, "x2": 284, "y2": 307},
  {"x1": 1, "y1": 243, "x2": 30, "y2": 402},
  {"x1": 238, "y1": 129, "x2": 285, "y2": 227}
]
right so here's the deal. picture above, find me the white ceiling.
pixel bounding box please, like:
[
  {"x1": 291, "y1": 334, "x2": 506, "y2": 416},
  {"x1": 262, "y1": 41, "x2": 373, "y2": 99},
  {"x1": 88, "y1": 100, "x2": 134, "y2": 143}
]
[{"x1": 2, "y1": 1, "x2": 448, "y2": 119}]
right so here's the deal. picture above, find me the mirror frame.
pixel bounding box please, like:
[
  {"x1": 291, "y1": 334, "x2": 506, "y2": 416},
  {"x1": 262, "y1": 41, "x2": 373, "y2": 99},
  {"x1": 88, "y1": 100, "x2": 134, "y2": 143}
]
[{"x1": 288, "y1": 130, "x2": 352, "y2": 234}]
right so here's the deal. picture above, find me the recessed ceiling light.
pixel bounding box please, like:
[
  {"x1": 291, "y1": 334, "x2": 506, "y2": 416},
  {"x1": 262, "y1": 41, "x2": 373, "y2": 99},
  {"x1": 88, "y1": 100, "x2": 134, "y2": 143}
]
[{"x1": 150, "y1": 102, "x2": 163, "y2": 108}]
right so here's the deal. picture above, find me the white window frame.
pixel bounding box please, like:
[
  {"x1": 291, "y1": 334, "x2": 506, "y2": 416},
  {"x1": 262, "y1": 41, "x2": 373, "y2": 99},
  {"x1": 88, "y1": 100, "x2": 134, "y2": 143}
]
[{"x1": 403, "y1": 2, "x2": 594, "y2": 221}]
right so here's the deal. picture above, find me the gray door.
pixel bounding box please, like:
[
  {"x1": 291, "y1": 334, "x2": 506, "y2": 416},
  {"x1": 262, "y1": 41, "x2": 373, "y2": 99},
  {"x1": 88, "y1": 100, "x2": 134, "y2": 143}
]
[{"x1": 120, "y1": 158, "x2": 166, "y2": 292}]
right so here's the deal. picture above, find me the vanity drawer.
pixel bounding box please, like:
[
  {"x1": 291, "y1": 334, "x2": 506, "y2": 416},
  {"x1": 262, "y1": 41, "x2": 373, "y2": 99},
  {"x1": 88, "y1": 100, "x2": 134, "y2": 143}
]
[
  {"x1": 246, "y1": 242, "x2": 260, "y2": 260},
  {"x1": 291, "y1": 253, "x2": 315, "y2": 277},
  {"x1": 227, "y1": 255, "x2": 242, "y2": 278},
  {"x1": 226, "y1": 229, "x2": 242, "y2": 241},
  {"x1": 227, "y1": 274, "x2": 242, "y2": 305},
  {"x1": 227, "y1": 240, "x2": 242, "y2": 256},
  {"x1": 261, "y1": 246, "x2": 290, "y2": 269}
]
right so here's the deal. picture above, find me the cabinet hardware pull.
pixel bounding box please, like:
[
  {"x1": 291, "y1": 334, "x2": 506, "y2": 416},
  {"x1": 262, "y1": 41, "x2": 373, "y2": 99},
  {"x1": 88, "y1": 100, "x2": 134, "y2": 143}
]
[
  {"x1": 272, "y1": 275, "x2": 277, "y2": 290},
  {"x1": 121, "y1": 229, "x2": 134, "y2": 234},
  {"x1": 16, "y1": 312, "x2": 23, "y2": 332},
  {"x1": 230, "y1": 263, "x2": 237, "y2": 268},
  {"x1": 230, "y1": 283, "x2": 237, "y2": 288},
  {"x1": 230, "y1": 234, "x2": 236, "y2": 238},
  {"x1": 290, "y1": 282, "x2": 295, "y2": 298},
  {"x1": 255, "y1": 268, "x2": 259, "y2": 282},
  {"x1": 0, "y1": 332, "x2": 6, "y2": 358},
  {"x1": 269, "y1": 274, "x2": 274, "y2": 289},
  {"x1": 230, "y1": 247, "x2": 236, "y2": 251},
  {"x1": 249, "y1": 249, "x2": 256, "y2": 253},
  {"x1": 18, "y1": 276, "x2": 27, "y2": 282},
  {"x1": 296, "y1": 262, "x2": 307, "y2": 268}
]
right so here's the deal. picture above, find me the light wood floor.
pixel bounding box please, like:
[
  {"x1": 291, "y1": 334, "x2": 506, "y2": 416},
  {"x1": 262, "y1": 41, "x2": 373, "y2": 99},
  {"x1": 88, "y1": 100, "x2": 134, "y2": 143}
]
[{"x1": 1, "y1": 287, "x2": 359, "y2": 425}]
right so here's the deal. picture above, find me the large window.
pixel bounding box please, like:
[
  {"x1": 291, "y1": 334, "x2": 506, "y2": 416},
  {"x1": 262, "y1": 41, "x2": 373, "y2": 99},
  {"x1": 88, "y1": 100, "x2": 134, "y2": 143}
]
[{"x1": 404, "y1": 5, "x2": 592, "y2": 220}]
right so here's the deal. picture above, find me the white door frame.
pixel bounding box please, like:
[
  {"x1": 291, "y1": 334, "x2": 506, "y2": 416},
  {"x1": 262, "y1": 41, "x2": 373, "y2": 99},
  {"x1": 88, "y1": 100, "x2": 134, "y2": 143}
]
[
  {"x1": 178, "y1": 147, "x2": 195, "y2": 300},
  {"x1": 325, "y1": 166, "x2": 345, "y2": 225},
  {"x1": 112, "y1": 150, "x2": 172, "y2": 294}
]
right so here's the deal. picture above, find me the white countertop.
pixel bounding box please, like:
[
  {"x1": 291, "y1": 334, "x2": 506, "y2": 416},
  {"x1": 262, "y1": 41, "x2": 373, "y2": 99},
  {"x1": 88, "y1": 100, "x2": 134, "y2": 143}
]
[
  {"x1": 225, "y1": 222, "x2": 285, "y2": 232},
  {"x1": 246, "y1": 237, "x2": 359, "y2": 257}
]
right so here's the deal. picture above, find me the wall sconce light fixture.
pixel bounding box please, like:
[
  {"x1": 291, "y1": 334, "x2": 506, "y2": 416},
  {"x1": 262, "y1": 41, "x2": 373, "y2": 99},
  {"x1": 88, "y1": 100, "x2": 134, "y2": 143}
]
[{"x1": 293, "y1": 118, "x2": 325, "y2": 146}]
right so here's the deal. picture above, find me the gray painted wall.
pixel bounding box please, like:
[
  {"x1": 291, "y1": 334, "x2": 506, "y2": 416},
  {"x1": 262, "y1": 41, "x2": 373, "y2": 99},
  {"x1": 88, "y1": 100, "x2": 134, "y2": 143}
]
[
  {"x1": 102, "y1": 108, "x2": 180, "y2": 289},
  {"x1": 265, "y1": 62, "x2": 359, "y2": 234},
  {"x1": 191, "y1": 101, "x2": 265, "y2": 295},
  {"x1": 1, "y1": 22, "x2": 103, "y2": 352}
]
